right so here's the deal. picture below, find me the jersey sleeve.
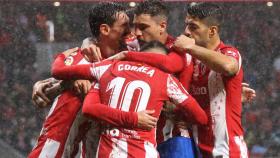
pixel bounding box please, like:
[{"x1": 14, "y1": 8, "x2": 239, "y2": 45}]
[
  {"x1": 82, "y1": 82, "x2": 138, "y2": 128},
  {"x1": 125, "y1": 51, "x2": 184, "y2": 73},
  {"x1": 166, "y1": 74, "x2": 208, "y2": 125},
  {"x1": 221, "y1": 47, "x2": 242, "y2": 72},
  {"x1": 52, "y1": 54, "x2": 111, "y2": 81},
  {"x1": 178, "y1": 54, "x2": 194, "y2": 91}
]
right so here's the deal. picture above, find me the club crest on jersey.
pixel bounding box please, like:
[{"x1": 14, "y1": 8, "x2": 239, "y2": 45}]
[
  {"x1": 64, "y1": 56, "x2": 74, "y2": 66},
  {"x1": 200, "y1": 63, "x2": 207, "y2": 75}
]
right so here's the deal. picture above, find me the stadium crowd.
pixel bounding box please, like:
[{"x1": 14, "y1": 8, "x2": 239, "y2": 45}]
[{"x1": 0, "y1": 1, "x2": 279, "y2": 157}]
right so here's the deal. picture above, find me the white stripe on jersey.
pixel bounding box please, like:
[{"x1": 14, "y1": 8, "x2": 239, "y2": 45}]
[
  {"x1": 109, "y1": 138, "x2": 128, "y2": 158},
  {"x1": 185, "y1": 53, "x2": 192, "y2": 66},
  {"x1": 46, "y1": 95, "x2": 61, "y2": 118},
  {"x1": 166, "y1": 74, "x2": 188, "y2": 104},
  {"x1": 39, "y1": 138, "x2": 60, "y2": 158},
  {"x1": 237, "y1": 52, "x2": 242, "y2": 74},
  {"x1": 144, "y1": 141, "x2": 158, "y2": 158},
  {"x1": 90, "y1": 64, "x2": 111, "y2": 81},
  {"x1": 234, "y1": 136, "x2": 248, "y2": 158},
  {"x1": 78, "y1": 58, "x2": 90, "y2": 65},
  {"x1": 208, "y1": 71, "x2": 229, "y2": 158}
]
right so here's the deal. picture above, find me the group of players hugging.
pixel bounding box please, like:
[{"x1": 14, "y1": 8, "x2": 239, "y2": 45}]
[{"x1": 28, "y1": 1, "x2": 256, "y2": 158}]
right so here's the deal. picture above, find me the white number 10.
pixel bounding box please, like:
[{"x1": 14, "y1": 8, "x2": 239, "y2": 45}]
[{"x1": 106, "y1": 77, "x2": 151, "y2": 112}]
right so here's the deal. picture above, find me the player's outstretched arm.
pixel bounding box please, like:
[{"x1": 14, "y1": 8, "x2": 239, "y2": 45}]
[
  {"x1": 125, "y1": 51, "x2": 184, "y2": 73},
  {"x1": 167, "y1": 75, "x2": 208, "y2": 125},
  {"x1": 51, "y1": 50, "x2": 93, "y2": 80},
  {"x1": 177, "y1": 96, "x2": 208, "y2": 125}
]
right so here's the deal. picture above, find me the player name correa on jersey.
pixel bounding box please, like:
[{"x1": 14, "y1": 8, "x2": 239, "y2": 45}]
[{"x1": 118, "y1": 63, "x2": 155, "y2": 77}]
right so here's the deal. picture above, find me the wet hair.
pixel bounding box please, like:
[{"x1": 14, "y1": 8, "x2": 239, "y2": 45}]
[
  {"x1": 126, "y1": 8, "x2": 135, "y2": 26},
  {"x1": 187, "y1": 2, "x2": 223, "y2": 27},
  {"x1": 88, "y1": 2, "x2": 126, "y2": 37},
  {"x1": 134, "y1": 0, "x2": 168, "y2": 19},
  {"x1": 140, "y1": 40, "x2": 168, "y2": 54}
]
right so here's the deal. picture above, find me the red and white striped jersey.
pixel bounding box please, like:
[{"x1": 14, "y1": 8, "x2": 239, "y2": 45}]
[
  {"x1": 28, "y1": 50, "x2": 91, "y2": 158},
  {"x1": 52, "y1": 56, "x2": 208, "y2": 158},
  {"x1": 190, "y1": 42, "x2": 248, "y2": 158}
]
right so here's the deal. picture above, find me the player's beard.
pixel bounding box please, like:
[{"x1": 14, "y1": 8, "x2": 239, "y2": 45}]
[
  {"x1": 137, "y1": 39, "x2": 147, "y2": 47},
  {"x1": 119, "y1": 38, "x2": 128, "y2": 51}
]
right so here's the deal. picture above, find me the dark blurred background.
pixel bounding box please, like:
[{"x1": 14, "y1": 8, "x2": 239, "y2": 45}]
[{"x1": 0, "y1": 1, "x2": 279, "y2": 157}]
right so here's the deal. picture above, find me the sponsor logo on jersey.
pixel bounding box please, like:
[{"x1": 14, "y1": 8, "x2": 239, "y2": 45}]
[
  {"x1": 191, "y1": 85, "x2": 207, "y2": 95},
  {"x1": 64, "y1": 56, "x2": 74, "y2": 66}
]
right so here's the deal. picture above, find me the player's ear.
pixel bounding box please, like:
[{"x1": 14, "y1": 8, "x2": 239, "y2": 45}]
[
  {"x1": 159, "y1": 20, "x2": 167, "y2": 35},
  {"x1": 209, "y1": 26, "x2": 218, "y2": 38},
  {"x1": 100, "y1": 24, "x2": 111, "y2": 36}
]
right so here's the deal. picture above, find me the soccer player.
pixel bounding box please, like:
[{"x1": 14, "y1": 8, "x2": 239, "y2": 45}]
[
  {"x1": 101, "y1": 1, "x2": 197, "y2": 157},
  {"x1": 51, "y1": 40, "x2": 208, "y2": 158},
  {"x1": 174, "y1": 3, "x2": 249, "y2": 158},
  {"x1": 28, "y1": 3, "x2": 157, "y2": 158}
]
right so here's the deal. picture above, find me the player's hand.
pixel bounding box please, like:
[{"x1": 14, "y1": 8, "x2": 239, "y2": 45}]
[
  {"x1": 105, "y1": 51, "x2": 128, "y2": 61},
  {"x1": 44, "y1": 80, "x2": 64, "y2": 101},
  {"x1": 62, "y1": 47, "x2": 79, "y2": 57},
  {"x1": 174, "y1": 34, "x2": 195, "y2": 52},
  {"x1": 81, "y1": 43, "x2": 102, "y2": 62},
  {"x1": 241, "y1": 82, "x2": 256, "y2": 103},
  {"x1": 32, "y1": 79, "x2": 53, "y2": 108},
  {"x1": 137, "y1": 110, "x2": 158, "y2": 130},
  {"x1": 71, "y1": 80, "x2": 91, "y2": 96}
]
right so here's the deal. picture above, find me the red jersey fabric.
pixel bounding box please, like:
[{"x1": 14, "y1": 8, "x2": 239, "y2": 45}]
[
  {"x1": 52, "y1": 55, "x2": 207, "y2": 158},
  {"x1": 190, "y1": 42, "x2": 248, "y2": 158},
  {"x1": 123, "y1": 35, "x2": 194, "y2": 144},
  {"x1": 28, "y1": 50, "x2": 89, "y2": 158}
]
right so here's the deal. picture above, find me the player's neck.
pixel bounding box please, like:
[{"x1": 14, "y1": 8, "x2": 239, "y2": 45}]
[
  {"x1": 160, "y1": 32, "x2": 169, "y2": 45},
  {"x1": 98, "y1": 41, "x2": 118, "y2": 59},
  {"x1": 206, "y1": 36, "x2": 221, "y2": 50}
]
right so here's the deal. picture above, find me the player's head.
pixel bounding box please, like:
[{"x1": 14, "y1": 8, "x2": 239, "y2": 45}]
[
  {"x1": 185, "y1": 2, "x2": 223, "y2": 47},
  {"x1": 88, "y1": 2, "x2": 130, "y2": 50},
  {"x1": 134, "y1": 0, "x2": 169, "y2": 44},
  {"x1": 140, "y1": 40, "x2": 168, "y2": 55}
]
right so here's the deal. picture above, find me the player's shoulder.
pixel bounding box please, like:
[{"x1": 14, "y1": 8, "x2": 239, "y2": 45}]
[
  {"x1": 64, "y1": 48, "x2": 86, "y2": 65},
  {"x1": 219, "y1": 42, "x2": 239, "y2": 53},
  {"x1": 218, "y1": 42, "x2": 241, "y2": 59}
]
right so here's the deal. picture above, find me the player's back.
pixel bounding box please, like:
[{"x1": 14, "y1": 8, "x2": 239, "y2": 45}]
[
  {"x1": 100, "y1": 60, "x2": 169, "y2": 141},
  {"x1": 95, "y1": 60, "x2": 172, "y2": 158}
]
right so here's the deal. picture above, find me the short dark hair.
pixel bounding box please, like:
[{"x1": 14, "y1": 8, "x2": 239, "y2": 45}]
[
  {"x1": 126, "y1": 8, "x2": 135, "y2": 26},
  {"x1": 140, "y1": 40, "x2": 168, "y2": 54},
  {"x1": 134, "y1": 0, "x2": 168, "y2": 18},
  {"x1": 88, "y1": 2, "x2": 126, "y2": 37},
  {"x1": 187, "y1": 2, "x2": 223, "y2": 27}
]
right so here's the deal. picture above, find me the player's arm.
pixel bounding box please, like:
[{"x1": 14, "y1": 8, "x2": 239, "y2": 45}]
[
  {"x1": 82, "y1": 84, "x2": 157, "y2": 130},
  {"x1": 32, "y1": 78, "x2": 60, "y2": 107},
  {"x1": 178, "y1": 58, "x2": 194, "y2": 91},
  {"x1": 166, "y1": 75, "x2": 208, "y2": 125},
  {"x1": 174, "y1": 35, "x2": 239, "y2": 76},
  {"x1": 124, "y1": 51, "x2": 184, "y2": 73},
  {"x1": 51, "y1": 51, "x2": 94, "y2": 80}
]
